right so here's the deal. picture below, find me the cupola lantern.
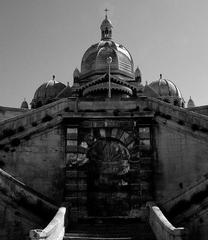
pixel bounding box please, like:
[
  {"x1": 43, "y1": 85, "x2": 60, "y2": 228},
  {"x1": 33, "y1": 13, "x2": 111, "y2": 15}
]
[{"x1": 100, "y1": 9, "x2": 113, "y2": 40}]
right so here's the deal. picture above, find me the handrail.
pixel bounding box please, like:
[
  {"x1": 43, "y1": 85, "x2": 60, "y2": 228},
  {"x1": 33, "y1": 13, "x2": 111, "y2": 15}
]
[
  {"x1": 30, "y1": 207, "x2": 66, "y2": 240},
  {"x1": 0, "y1": 168, "x2": 58, "y2": 219},
  {"x1": 0, "y1": 98, "x2": 70, "y2": 142},
  {"x1": 146, "y1": 97, "x2": 208, "y2": 130},
  {"x1": 161, "y1": 173, "x2": 208, "y2": 210},
  {"x1": 147, "y1": 202, "x2": 187, "y2": 240}
]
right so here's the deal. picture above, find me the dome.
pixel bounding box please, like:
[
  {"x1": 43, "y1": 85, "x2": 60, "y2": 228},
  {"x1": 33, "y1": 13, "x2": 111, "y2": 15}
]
[
  {"x1": 80, "y1": 15, "x2": 134, "y2": 82},
  {"x1": 149, "y1": 74, "x2": 182, "y2": 98},
  {"x1": 31, "y1": 75, "x2": 66, "y2": 108},
  {"x1": 187, "y1": 96, "x2": 195, "y2": 108},
  {"x1": 81, "y1": 41, "x2": 134, "y2": 80},
  {"x1": 149, "y1": 74, "x2": 184, "y2": 107},
  {"x1": 20, "y1": 99, "x2": 29, "y2": 109}
]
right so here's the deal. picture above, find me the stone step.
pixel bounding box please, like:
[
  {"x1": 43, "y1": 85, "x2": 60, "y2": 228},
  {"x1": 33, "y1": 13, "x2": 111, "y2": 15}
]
[
  {"x1": 64, "y1": 233, "x2": 132, "y2": 240},
  {"x1": 64, "y1": 221, "x2": 156, "y2": 240},
  {"x1": 64, "y1": 232, "x2": 156, "y2": 240}
]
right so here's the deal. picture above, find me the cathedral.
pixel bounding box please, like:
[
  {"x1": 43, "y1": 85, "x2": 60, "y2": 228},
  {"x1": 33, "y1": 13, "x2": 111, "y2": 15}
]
[{"x1": 1, "y1": 12, "x2": 208, "y2": 240}]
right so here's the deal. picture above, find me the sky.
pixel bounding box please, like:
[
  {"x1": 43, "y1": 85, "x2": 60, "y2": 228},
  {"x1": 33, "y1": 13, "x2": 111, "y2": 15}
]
[{"x1": 0, "y1": 0, "x2": 208, "y2": 108}]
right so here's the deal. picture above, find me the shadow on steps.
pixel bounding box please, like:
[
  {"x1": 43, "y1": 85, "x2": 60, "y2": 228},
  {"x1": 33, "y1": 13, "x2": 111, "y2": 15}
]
[{"x1": 64, "y1": 217, "x2": 156, "y2": 240}]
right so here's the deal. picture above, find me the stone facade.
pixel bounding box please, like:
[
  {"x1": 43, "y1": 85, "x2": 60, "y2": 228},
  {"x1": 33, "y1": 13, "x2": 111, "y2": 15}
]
[{"x1": 0, "y1": 98, "x2": 208, "y2": 239}]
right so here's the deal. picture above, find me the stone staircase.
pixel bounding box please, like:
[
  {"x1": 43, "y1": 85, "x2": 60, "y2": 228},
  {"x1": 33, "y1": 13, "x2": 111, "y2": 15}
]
[{"x1": 64, "y1": 218, "x2": 156, "y2": 240}]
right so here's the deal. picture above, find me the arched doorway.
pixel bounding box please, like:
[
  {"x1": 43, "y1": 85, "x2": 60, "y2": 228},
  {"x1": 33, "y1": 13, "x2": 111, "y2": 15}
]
[{"x1": 87, "y1": 138, "x2": 131, "y2": 217}]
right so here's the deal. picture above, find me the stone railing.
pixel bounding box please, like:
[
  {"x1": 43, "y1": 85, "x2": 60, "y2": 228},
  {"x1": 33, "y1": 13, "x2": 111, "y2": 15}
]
[
  {"x1": 0, "y1": 98, "x2": 144, "y2": 143},
  {"x1": 147, "y1": 202, "x2": 187, "y2": 240},
  {"x1": 146, "y1": 97, "x2": 208, "y2": 131},
  {"x1": 29, "y1": 207, "x2": 66, "y2": 240},
  {"x1": 0, "y1": 98, "x2": 70, "y2": 138},
  {"x1": 0, "y1": 168, "x2": 58, "y2": 221},
  {"x1": 161, "y1": 173, "x2": 208, "y2": 211},
  {"x1": 0, "y1": 105, "x2": 28, "y2": 121}
]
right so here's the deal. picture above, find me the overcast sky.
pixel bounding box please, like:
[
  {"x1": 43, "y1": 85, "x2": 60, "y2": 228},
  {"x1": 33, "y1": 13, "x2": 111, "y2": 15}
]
[{"x1": 0, "y1": 0, "x2": 208, "y2": 107}]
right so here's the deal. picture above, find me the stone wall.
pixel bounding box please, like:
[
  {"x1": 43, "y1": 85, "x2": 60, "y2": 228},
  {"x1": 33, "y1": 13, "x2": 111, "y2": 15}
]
[
  {"x1": 0, "y1": 102, "x2": 66, "y2": 240},
  {"x1": 154, "y1": 117, "x2": 208, "y2": 206},
  {"x1": 1, "y1": 97, "x2": 208, "y2": 239},
  {"x1": 187, "y1": 105, "x2": 208, "y2": 116},
  {"x1": 0, "y1": 168, "x2": 58, "y2": 240},
  {"x1": 0, "y1": 98, "x2": 69, "y2": 135},
  {"x1": 0, "y1": 106, "x2": 27, "y2": 121},
  {"x1": 152, "y1": 111, "x2": 208, "y2": 240},
  {"x1": 0, "y1": 125, "x2": 65, "y2": 202},
  {"x1": 147, "y1": 97, "x2": 208, "y2": 131},
  {"x1": 0, "y1": 198, "x2": 42, "y2": 240},
  {"x1": 185, "y1": 211, "x2": 208, "y2": 240},
  {"x1": 0, "y1": 125, "x2": 65, "y2": 239}
]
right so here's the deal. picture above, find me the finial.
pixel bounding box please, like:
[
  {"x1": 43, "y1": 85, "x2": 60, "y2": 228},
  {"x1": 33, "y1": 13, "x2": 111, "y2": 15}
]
[
  {"x1": 52, "y1": 75, "x2": 55, "y2": 80},
  {"x1": 146, "y1": 81, "x2": 148, "y2": 85},
  {"x1": 105, "y1": 8, "x2": 109, "y2": 18},
  {"x1": 160, "y1": 74, "x2": 162, "y2": 79},
  {"x1": 67, "y1": 82, "x2": 69, "y2": 86}
]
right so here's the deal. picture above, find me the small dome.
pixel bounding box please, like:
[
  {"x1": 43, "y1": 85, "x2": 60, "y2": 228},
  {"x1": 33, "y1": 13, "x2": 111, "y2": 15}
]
[
  {"x1": 31, "y1": 75, "x2": 66, "y2": 108},
  {"x1": 187, "y1": 96, "x2": 195, "y2": 108},
  {"x1": 21, "y1": 99, "x2": 29, "y2": 109},
  {"x1": 149, "y1": 74, "x2": 184, "y2": 107},
  {"x1": 149, "y1": 74, "x2": 182, "y2": 98}
]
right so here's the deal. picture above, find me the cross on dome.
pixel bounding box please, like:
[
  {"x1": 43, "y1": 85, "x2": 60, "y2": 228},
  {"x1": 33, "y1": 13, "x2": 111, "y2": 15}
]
[
  {"x1": 105, "y1": 8, "x2": 109, "y2": 18},
  {"x1": 100, "y1": 9, "x2": 113, "y2": 40}
]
